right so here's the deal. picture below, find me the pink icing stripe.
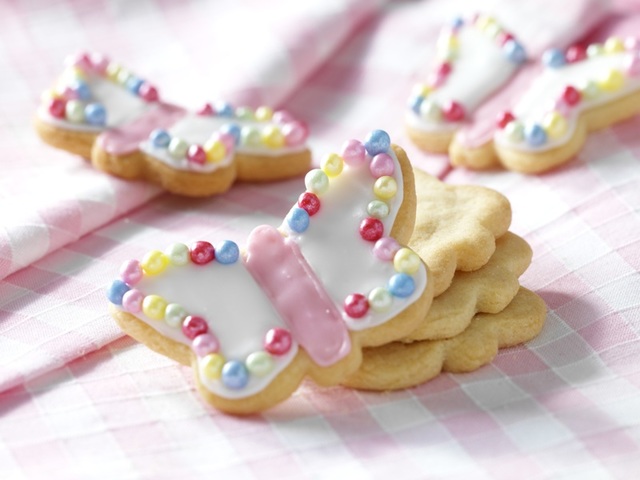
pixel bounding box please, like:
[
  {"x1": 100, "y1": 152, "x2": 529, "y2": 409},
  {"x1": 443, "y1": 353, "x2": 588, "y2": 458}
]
[
  {"x1": 97, "y1": 102, "x2": 187, "y2": 155},
  {"x1": 244, "y1": 225, "x2": 351, "y2": 367}
]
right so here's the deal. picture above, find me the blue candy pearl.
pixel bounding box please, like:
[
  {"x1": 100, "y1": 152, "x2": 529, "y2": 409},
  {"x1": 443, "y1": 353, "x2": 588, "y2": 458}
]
[
  {"x1": 150, "y1": 129, "x2": 171, "y2": 148},
  {"x1": 408, "y1": 95, "x2": 423, "y2": 115},
  {"x1": 388, "y1": 273, "x2": 415, "y2": 298},
  {"x1": 504, "y1": 40, "x2": 527, "y2": 64},
  {"x1": 524, "y1": 123, "x2": 547, "y2": 147},
  {"x1": 215, "y1": 240, "x2": 240, "y2": 264},
  {"x1": 71, "y1": 80, "x2": 91, "y2": 101},
  {"x1": 107, "y1": 279, "x2": 130, "y2": 305},
  {"x1": 220, "y1": 123, "x2": 241, "y2": 145},
  {"x1": 84, "y1": 103, "x2": 106, "y2": 126},
  {"x1": 221, "y1": 360, "x2": 249, "y2": 390},
  {"x1": 287, "y1": 207, "x2": 310, "y2": 233},
  {"x1": 364, "y1": 129, "x2": 391, "y2": 156},
  {"x1": 214, "y1": 101, "x2": 234, "y2": 117},
  {"x1": 450, "y1": 16, "x2": 464, "y2": 29},
  {"x1": 542, "y1": 48, "x2": 566, "y2": 68},
  {"x1": 126, "y1": 77, "x2": 144, "y2": 94}
]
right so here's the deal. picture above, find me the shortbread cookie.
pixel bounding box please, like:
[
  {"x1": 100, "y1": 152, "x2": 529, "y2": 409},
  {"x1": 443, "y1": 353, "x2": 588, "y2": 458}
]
[
  {"x1": 409, "y1": 169, "x2": 512, "y2": 297},
  {"x1": 492, "y1": 37, "x2": 640, "y2": 173},
  {"x1": 35, "y1": 52, "x2": 311, "y2": 196},
  {"x1": 404, "y1": 231, "x2": 532, "y2": 342},
  {"x1": 106, "y1": 131, "x2": 434, "y2": 414},
  {"x1": 343, "y1": 287, "x2": 546, "y2": 391}
]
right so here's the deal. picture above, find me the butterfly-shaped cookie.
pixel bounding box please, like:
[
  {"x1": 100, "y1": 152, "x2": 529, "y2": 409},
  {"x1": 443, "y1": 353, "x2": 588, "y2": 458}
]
[{"x1": 106, "y1": 130, "x2": 433, "y2": 414}]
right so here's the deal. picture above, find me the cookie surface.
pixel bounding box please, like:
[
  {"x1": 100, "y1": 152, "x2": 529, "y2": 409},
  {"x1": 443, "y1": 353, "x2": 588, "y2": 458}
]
[
  {"x1": 343, "y1": 287, "x2": 546, "y2": 391},
  {"x1": 404, "y1": 231, "x2": 532, "y2": 342},
  {"x1": 409, "y1": 169, "x2": 512, "y2": 296},
  {"x1": 35, "y1": 52, "x2": 311, "y2": 196},
  {"x1": 106, "y1": 131, "x2": 433, "y2": 414}
]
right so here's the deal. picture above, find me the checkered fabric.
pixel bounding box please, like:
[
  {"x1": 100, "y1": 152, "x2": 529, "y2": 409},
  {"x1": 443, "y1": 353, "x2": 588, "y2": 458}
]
[{"x1": 1, "y1": 0, "x2": 639, "y2": 479}]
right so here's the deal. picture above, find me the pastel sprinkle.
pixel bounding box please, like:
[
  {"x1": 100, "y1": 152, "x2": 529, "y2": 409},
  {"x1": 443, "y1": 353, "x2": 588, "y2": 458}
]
[
  {"x1": 140, "y1": 250, "x2": 170, "y2": 275},
  {"x1": 168, "y1": 137, "x2": 189, "y2": 159},
  {"x1": 204, "y1": 138, "x2": 227, "y2": 163},
  {"x1": 364, "y1": 129, "x2": 391, "y2": 156},
  {"x1": 373, "y1": 237, "x2": 400, "y2": 261},
  {"x1": 542, "y1": 111, "x2": 568, "y2": 139},
  {"x1": 192, "y1": 333, "x2": 220, "y2": 357},
  {"x1": 150, "y1": 129, "x2": 171, "y2": 148},
  {"x1": 393, "y1": 248, "x2": 421, "y2": 275},
  {"x1": 261, "y1": 125, "x2": 285, "y2": 148},
  {"x1": 367, "y1": 199, "x2": 390, "y2": 219},
  {"x1": 542, "y1": 48, "x2": 565, "y2": 68},
  {"x1": 182, "y1": 315, "x2": 208, "y2": 340},
  {"x1": 220, "y1": 123, "x2": 241, "y2": 145},
  {"x1": 164, "y1": 303, "x2": 187, "y2": 327},
  {"x1": 504, "y1": 120, "x2": 524, "y2": 143},
  {"x1": 264, "y1": 328, "x2": 293, "y2": 355},
  {"x1": 368, "y1": 287, "x2": 393, "y2": 312},
  {"x1": 359, "y1": 217, "x2": 384, "y2": 242},
  {"x1": 84, "y1": 103, "x2": 106, "y2": 126},
  {"x1": 388, "y1": 273, "x2": 415, "y2": 298},
  {"x1": 240, "y1": 126, "x2": 262, "y2": 147},
  {"x1": 255, "y1": 105, "x2": 274, "y2": 121},
  {"x1": 369, "y1": 153, "x2": 395, "y2": 178},
  {"x1": 189, "y1": 241, "x2": 215, "y2": 265},
  {"x1": 221, "y1": 360, "x2": 249, "y2": 390},
  {"x1": 340, "y1": 139, "x2": 366, "y2": 166},
  {"x1": 373, "y1": 176, "x2": 397, "y2": 200},
  {"x1": 142, "y1": 294, "x2": 167, "y2": 320},
  {"x1": 65, "y1": 100, "x2": 84, "y2": 123},
  {"x1": 246, "y1": 352, "x2": 274, "y2": 377},
  {"x1": 201, "y1": 353, "x2": 225, "y2": 380},
  {"x1": 122, "y1": 289, "x2": 144, "y2": 314},
  {"x1": 119, "y1": 259, "x2": 143, "y2": 285},
  {"x1": 165, "y1": 243, "x2": 190, "y2": 266},
  {"x1": 215, "y1": 240, "x2": 240, "y2": 264},
  {"x1": 524, "y1": 123, "x2": 547, "y2": 147},
  {"x1": 321, "y1": 153, "x2": 344, "y2": 177},
  {"x1": 286, "y1": 207, "x2": 310, "y2": 233},
  {"x1": 304, "y1": 169, "x2": 329, "y2": 195},
  {"x1": 420, "y1": 98, "x2": 442, "y2": 121},
  {"x1": 344, "y1": 293, "x2": 369, "y2": 318},
  {"x1": 298, "y1": 192, "x2": 321, "y2": 216},
  {"x1": 598, "y1": 69, "x2": 624, "y2": 91},
  {"x1": 107, "y1": 280, "x2": 129, "y2": 305}
]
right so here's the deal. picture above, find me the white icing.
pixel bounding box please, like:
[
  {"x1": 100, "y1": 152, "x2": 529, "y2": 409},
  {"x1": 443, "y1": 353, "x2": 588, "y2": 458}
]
[
  {"x1": 407, "y1": 23, "x2": 519, "y2": 132},
  {"x1": 282, "y1": 148, "x2": 427, "y2": 331},
  {"x1": 138, "y1": 113, "x2": 307, "y2": 173},
  {"x1": 495, "y1": 51, "x2": 640, "y2": 152},
  {"x1": 123, "y1": 260, "x2": 299, "y2": 399},
  {"x1": 37, "y1": 74, "x2": 151, "y2": 132}
]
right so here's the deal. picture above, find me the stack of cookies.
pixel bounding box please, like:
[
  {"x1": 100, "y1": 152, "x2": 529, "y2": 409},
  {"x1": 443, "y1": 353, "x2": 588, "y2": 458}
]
[
  {"x1": 344, "y1": 170, "x2": 546, "y2": 390},
  {"x1": 102, "y1": 129, "x2": 545, "y2": 414}
]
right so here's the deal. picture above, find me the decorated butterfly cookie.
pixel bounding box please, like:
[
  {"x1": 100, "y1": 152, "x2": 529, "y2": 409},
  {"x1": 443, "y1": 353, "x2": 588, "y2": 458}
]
[
  {"x1": 492, "y1": 36, "x2": 640, "y2": 173},
  {"x1": 35, "y1": 52, "x2": 311, "y2": 196},
  {"x1": 106, "y1": 130, "x2": 434, "y2": 414},
  {"x1": 406, "y1": 14, "x2": 527, "y2": 153}
]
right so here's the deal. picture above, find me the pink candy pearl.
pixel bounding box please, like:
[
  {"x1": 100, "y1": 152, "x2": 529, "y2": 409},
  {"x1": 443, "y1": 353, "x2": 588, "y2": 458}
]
[
  {"x1": 61, "y1": 86, "x2": 80, "y2": 100},
  {"x1": 91, "y1": 53, "x2": 110, "y2": 74},
  {"x1": 373, "y1": 237, "x2": 400, "y2": 261},
  {"x1": 272, "y1": 110, "x2": 295, "y2": 124},
  {"x1": 369, "y1": 153, "x2": 395, "y2": 178},
  {"x1": 218, "y1": 132, "x2": 236, "y2": 152},
  {"x1": 341, "y1": 139, "x2": 366, "y2": 166},
  {"x1": 625, "y1": 52, "x2": 640, "y2": 77},
  {"x1": 122, "y1": 289, "x2": 144, "y2": 313},
  {"x1": 197, "y1": 103, "x2": 214, "y2": 116},
  {"x1": 624, "y1": 37, "x2": 639, "y2": 51},
  {"x1": 283, "y1": 121, "x2": 308, "y2": 146},
  {"x1": 119, "y1": 259, "x2": 143, "y2": 285},
  {"x1": 428, "y1": 71, "x2": 446, "y2": 88},
  {"x1": 65, "y1": 52, "x2": 92, "y2": 72},
  {"x1": 192, "y1": 333, "x2": 220, "y2": 357},
  {"x1": 553, "y1": 98, "x2": 571, "y2": 117}
]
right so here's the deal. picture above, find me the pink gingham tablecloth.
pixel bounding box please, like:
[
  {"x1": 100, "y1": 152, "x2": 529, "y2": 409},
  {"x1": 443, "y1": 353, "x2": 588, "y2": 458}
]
[{"x1": 1, "y1": 0, "x2": 639, "y2": 478}]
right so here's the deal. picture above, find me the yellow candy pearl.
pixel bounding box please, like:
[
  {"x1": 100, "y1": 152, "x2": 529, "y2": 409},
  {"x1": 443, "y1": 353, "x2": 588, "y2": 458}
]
[
  {"x1": 373, "y1": 176, "x2": 397, "y2": 201},
  {"x1": 142, "y1": 295, "x2": 167, "y2": 320},
  {"x1": 437, "y1": 33, "x2": 459, "y2": 55},
  {"x1": 604, "y1": 37, "x2": 625, "y2": 54},
  {"x1": 201, "y1": 353, "x2": 225, "y2": 380},
  {"x1": 542, "y1": 111, "x2": 568, "y2": 139},
  {"x1": 261, "y1": 125, "x2": 285, "y2": 148},
  {"x1": 321, "y1": 153, "x2": 344, "y2": 177},
  {"x1": 412, "y1": 83, "x2": 432, "y2": 98},
  {"x1": 141, "y1": 250, "x2": 170, "y2": 275},
  {"x1": 255, "y1": 106, "x2": 273, "y2": 122},
  {"x1": 393, "y1": 247, "x2": 421, "y2": 275},
  {"x1": 598, "y1": 69, "x2": 624, "y2": 92},
  {"x1": 204, "y1": 138, "x2": 227, "y2": 163},
  {"x1": 106, "y1": 63, "x2": 122, "y2": 81}
]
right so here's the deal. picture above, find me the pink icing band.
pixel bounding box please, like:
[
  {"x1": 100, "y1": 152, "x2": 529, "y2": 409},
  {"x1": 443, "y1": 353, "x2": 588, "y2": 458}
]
[
  {"x1": 97, "y1": 102, "x2": 187, "y2": 155},
  {"x1": 244, "y1": 225, "x2": 351, "y2": 367}
]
